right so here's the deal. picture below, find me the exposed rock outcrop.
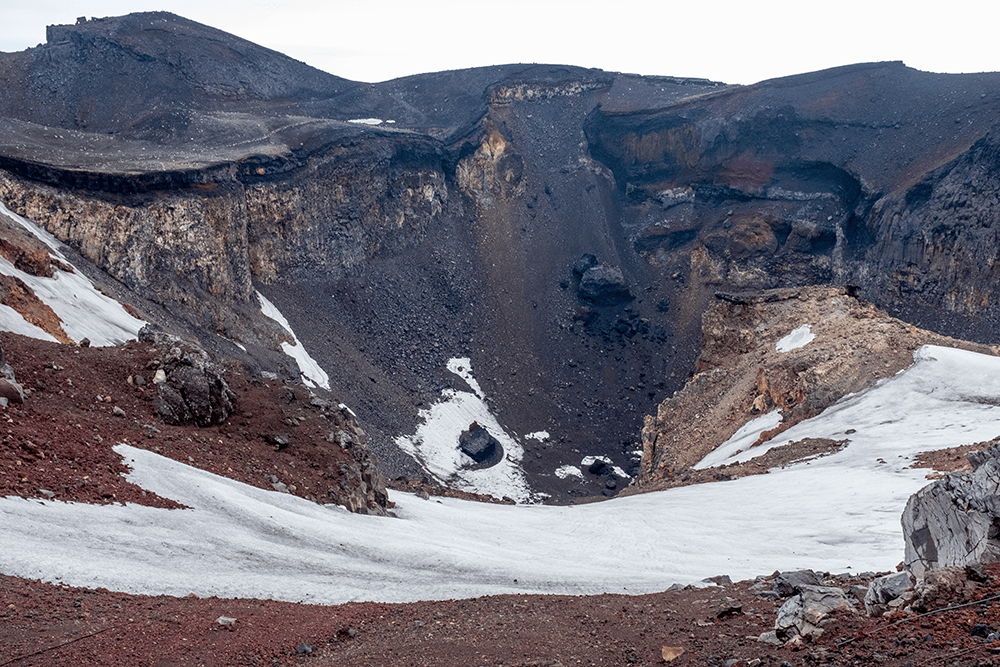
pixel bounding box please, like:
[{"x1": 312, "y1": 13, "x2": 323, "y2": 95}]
[
  {"x1": 902, "y1": 439, "x2": 1000, "y2": 579},
  {"x1": 140, "y1": 325, "x2": 236, "y2": 427},
  {"x1": 631, "y1": 286, "x2": 999, "y2": 490}
]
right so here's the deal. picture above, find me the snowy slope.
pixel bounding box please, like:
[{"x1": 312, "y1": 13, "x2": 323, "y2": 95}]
[
  {"x1": 257, "y1": 290, "x2": 330, "y2": 390},
  {"x1": 0, "y1": 202, "x2": 145, "y2": 345},
  {"x1": 2, "y1": 345, "x2": 996, "y2": 604}
]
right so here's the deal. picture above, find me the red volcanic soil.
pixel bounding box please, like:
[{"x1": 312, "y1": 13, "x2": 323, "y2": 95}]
[
  {"x1": 3, "y1": 332, "x2": 1000, "y2": 666},
  {"x1": 5, "y1": 568, "x2": 1000, "y2": 667}
]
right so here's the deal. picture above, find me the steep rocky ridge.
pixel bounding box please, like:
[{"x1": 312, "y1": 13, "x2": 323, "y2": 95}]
[
  {"x1": 5, "y1": 13, "x2": 1000, "y2": 499},
  {"x1": 630, "y1": 286, "x2": 999, "y2": 491}
]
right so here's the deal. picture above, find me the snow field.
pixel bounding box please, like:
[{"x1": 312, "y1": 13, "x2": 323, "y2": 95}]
[{"x1": 3, "y1": 346, "x2": 998, "y2": 604}]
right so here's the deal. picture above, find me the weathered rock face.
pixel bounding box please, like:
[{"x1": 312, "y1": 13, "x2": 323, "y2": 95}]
[
  {"x1": 774, "y1": 585, "x2": 855, "y2": 643},
  {"x1": 141, "y1": 326, "x2": 236, "y2": 426},
  {"x1": 902, "y1": 439, "x2": 1000, "y2": 579}
]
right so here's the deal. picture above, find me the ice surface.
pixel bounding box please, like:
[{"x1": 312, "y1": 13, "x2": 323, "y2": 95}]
[
  {"x1": 396, "y1": 358, "x2": 536, "y2": 503},
  {"x1": 776, "y1": 324, "x2": 815, "y2": 352},
  {"x1": 694, "y1": 410, "x2": 783, "y2": 469},
  {"x1": 256, "y1": 291, "x2": 330, "y2": 390},
  {"x1": 0, "y1": 202, "x2": 145, "y2": 346}
]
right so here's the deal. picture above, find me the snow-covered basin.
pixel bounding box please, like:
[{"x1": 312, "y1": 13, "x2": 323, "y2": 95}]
[{"x1": 1, "y1": 344, "x2": 998, "y2": 604}]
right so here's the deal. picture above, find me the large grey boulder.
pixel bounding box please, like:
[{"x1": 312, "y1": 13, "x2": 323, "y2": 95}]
[
  {"x1": 0, "y1": 341, "x2": 23, "y2": 404},
  {"x1": 863, "y1": 571, "x2": 914, "y2": 615},
  {"x1": 772, "y1": 585, "x2": 855, "y2": 643},
  {"x1": 773, "y1": 569, "x2": 825, "y2": 597},
  {"x1": 578, "y1": 265, "x2": 633, "y2": 306},
  {"x1": 901, "y1": 441, "x2": 1000, "y2": 579}
]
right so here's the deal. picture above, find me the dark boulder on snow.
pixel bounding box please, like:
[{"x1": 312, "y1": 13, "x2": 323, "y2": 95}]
[{"x1": 459, "y1": 422, "x2": 500, "y2": 463}]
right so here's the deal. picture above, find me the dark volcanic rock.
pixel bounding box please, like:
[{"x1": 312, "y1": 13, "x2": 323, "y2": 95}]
[
  {"x1": 141, "y1": 326, "x2": 236, "y2": 427},
  {"x1": 459, "y1": 422, "x2": 501, "y2": 464},
  {"x1": 578, "y1": 265, "x2": 633, "y2": 306},
  {"x1": 573, "y1": 253, "x2": 598, "y2": 276}
]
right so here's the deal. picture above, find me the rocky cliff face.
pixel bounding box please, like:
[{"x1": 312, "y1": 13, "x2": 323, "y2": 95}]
[{"x1": 5, "y1": 14, "x2": 1000, "y2": 499}]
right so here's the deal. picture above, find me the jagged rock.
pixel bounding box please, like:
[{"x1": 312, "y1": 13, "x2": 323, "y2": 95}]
[
  {"x1": 774, "y1": 585, "x2": 855, "y2": 642},
  {"x1": 902, "y1": 441, "x2": 1000, "y2": 579},
  {"x1": 459, "y1": 422, "x2": 500, "y2": 463},
  {"x1": 578, "y1": 265, "x2": 632, "y2": 306},
  {"x1": 773, "y1": 570, "x2": 825, "y2": 597},
  {"x1": 572, "y1": 253, "x2": 598, "y2": 276},
  {"x1": 141, "y1": 325, "x2": 236, "y2": 427},
  {"x1": 863, "y1": 571, "x2": 914, "y2": 615}
]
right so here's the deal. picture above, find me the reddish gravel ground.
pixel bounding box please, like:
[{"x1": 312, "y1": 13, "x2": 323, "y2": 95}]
[{"x1": 3, "y1": 332, "x2": 1000, "y2": 666}]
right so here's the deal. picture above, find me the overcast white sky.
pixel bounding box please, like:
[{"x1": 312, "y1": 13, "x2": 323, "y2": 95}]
[{"x1": 3, "y1": 1, "x2": 999, "y2": 85}]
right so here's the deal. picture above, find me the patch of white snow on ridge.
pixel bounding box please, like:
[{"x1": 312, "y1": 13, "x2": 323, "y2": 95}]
[
  {"x1": 447, "y1": 357, "x2": 484, "y2": 398},
  {"x1": 527, "y1": 431, "x2": 550, "y2": 441},
  {"x1": 776, "y1": 324, "x2": 815, "y2": 353},
  {"x1": 348, "y1": 118, "x2": 383, "y2": 125},
  {"x1": 256, "y1": 291, "x2": 330, "y2": 390},
  {"x1": 694, "y1": 410, "x2": 783, "y2": 469},
  {"x1": 0, "y1": 201, "x2": 145, "y2": 345},
  {"x1": 396, "y1": 358, "x2": 536, "y2": 503},
  {"x1": 702, "y1": 345, "x2": 1000, "y2": 470},
  {"x1": 555, "y1": 465, "x2": 583, "y2": 479}
]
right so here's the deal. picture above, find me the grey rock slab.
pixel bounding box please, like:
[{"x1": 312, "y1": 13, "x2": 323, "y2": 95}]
[{"x1": 902, "y1": 441, "x2": 1000, "y2": 579}]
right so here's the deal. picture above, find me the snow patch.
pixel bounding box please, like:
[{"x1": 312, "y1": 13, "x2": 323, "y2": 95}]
[
  {"x1": 396, "y1": 358, "x2": 535, "y2": 503},
  {"x1": 555, "y1": 465, "x2": 583, "y2": 480},
  {"x1": 0, "y1": 303, "x2": 58, "y2": 342},
  {"x1": 526, "y1": 431, "x2": 550, "y2": 441},
  {"x1": 447, "y1": 357, "x2": 484, "y2": 399},
  {"x1": 348, "y1": 118, "x2": 383, "y2": 125},
  {"x1": 776, "y1": 324, "x2": 815, "y2": 353},
  {"x1": 694, "y1": 410, "x2": 783, "y2": 469},
  {"x1": 256, "y1": 291, "x2": 330, "y2": 390},
  {"x1": 0, "y1": 202, "x2": 145, "y2": 345}
]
